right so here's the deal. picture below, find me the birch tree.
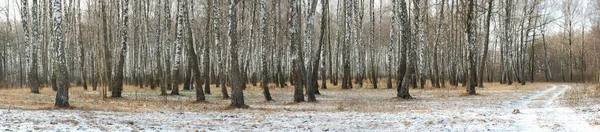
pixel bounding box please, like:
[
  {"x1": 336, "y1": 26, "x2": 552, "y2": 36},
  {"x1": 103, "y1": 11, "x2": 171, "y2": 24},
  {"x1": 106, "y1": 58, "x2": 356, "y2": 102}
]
[
  {"x1": 31, "y1": 0, "x2": 41, "y2": 93},
  {"x1": 260, "y1": 0, "x2": 273, "y2": 101},
  {"x1": 54, "y1": 0, "x2": 69, "y2": 107},
  {"x1": 101, "y1": 0, "x2": 113, "y2": 93},
  {"x1": 111, "y1": 0, "x2": 129, "y2": 97},
  {"x1": 181, "y1": 0, "x2": 204, "y2": 102},
  {"x1": 341, "y1": 0, "x2": 352, "y2": 90},
  {"x1": 155, "y1": 0, "x2": 167, "y2": 95},
  {"x1": 503, "y1": 0, "x2": 514, "y2": 85},
  {"x1": 397, "y1": 0, "x2": 412, "y2": 99},
  {"x1": 203, "y1": 0, "x2": 212, "y2": 95},
  {"x1": 466, "y1": 0, "x2": 477, "y2": 95},
  {"x1": 228, "y1": 0, "x2": 247, "y2": 108},
  {"x1": 478, "y1": 0, "x2": 493, "y2": 87},
  {"x1": 291, "y1": 0, "x2": 306, "y2": 102},
  {"x1": 563, "y1": 0, "x2": 576, "y2": 82},
  {"x1": 170, "y1": 0, "x2": 184, "y2": 95},
  {"x1": 214, "y1": 0, "x2": 229, "y2": 99},
  {"x1": 388, "y1": 0, "x2": 398, "y2": 89},
  {"x1": 20, "y1": 0, "x2": 35, "y2": 93},
  {"x1": 432, "y1": 0, "x2": 446, "y2": 88},
  {"x1": 305, "y1": 0, "x2": 319, "y2": 102}
]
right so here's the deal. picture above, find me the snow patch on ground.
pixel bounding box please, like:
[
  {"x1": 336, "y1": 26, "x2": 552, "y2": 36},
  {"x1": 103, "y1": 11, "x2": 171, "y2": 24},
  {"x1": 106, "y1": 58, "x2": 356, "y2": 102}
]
[
  {"x1": 1, "y1": 84, "x2": 599, "y2": 131},
  {"x1": 0, "y1": 108, "x2": 520, "y2": 131},
  {"x1": 512, "y1": 85, "x2": 598, "y2": 132}
]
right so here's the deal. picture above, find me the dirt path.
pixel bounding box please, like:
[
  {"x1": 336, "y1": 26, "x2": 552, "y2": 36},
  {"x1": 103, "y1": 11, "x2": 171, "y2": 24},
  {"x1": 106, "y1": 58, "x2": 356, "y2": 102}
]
[{"x1": 513, "y1": 85, "x2": 594, "y2": 131}]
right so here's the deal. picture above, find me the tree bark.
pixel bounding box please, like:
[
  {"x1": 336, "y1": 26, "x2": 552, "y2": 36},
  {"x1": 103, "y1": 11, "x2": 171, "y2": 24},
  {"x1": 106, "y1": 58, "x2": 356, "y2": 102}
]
[
  {"x1": 215, "y1": 0, "x2": 229, "y2": 99},
  {"x1": 291, "y1": 0, "x2": 305, "y2": 102},
  {"x1": 31, "y1": 0, "x2": 41, "y2": 93},
  {"x1": 182, "y1": 0, "x2": 204, "y2": 102},
  {"x1": 388, "y1": 0, "x2": 397, "y2": 89},
  {"x1": 228, "y1": 0, "x2": 247, "y2": 108},
  {"x1": 203, "y1": 0, "x2": 213, "y2": 95},
  {"x1": 341, "y1": 0, "x2": 352, "y2": 90},
  {"x1": 111, "y1": 0, "x2": 129, "y2": 98},
  {"x1": 305, "y1": 0, "x2": 319, "y2": 102},
  {"x1": 170, "y1": 0, "x2": 185, "y2": 95},
  {"x1": 260, "y1": 0, "x2": 273, "y2": 101},
  {"x1": 54, "y1": 0, "x2": 69, "y2": 107},
  {"x1": 478, "y1": 0, "x2": 493, "y2": 88},
  {"x1": 466, "y1": 0, "x2": 477, "y2": 95},
  {"x1": 154, "y1": 0, "x2": 167, "y2": 95},
  {"x1": 101, "y1": 0, "x2": 113, "y2": 93},
  {"x1": 433, "y1": 0, "x2": 446, "y2": 88},
  {"x1": 397, "y1": 0, "x2": 411, "y2": 99}
]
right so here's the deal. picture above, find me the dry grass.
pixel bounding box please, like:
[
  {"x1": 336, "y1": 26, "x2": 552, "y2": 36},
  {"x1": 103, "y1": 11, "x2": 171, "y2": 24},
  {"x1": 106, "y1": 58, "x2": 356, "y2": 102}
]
[
  {"x1": 0, "y1": 81, "x2": 553, "y2": 113},
  {"x1": 563, "y1": 83, "x2": 600, "y2": 108}
]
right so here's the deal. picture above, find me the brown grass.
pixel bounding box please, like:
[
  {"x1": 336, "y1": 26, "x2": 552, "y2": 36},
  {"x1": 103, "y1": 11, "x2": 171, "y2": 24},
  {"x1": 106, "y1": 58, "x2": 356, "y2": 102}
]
[
  {"x1": 0, "y1": 81, "x2": 553, "y2": 113},
  {"x1": 563, "y1": 83, "x2": 600, "y2": 108}
]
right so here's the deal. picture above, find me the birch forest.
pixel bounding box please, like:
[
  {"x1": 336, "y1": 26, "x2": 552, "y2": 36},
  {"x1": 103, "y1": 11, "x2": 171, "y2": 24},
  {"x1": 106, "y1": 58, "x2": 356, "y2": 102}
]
[{"x1": 1, "y1": 0, "x2": 600, "y2": 130}]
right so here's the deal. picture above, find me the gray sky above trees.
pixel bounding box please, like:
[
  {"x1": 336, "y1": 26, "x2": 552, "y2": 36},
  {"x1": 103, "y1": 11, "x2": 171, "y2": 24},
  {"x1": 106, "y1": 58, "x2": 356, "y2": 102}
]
[{"x1": 0, "y1": 0, "x2": 597, "y2": 34}]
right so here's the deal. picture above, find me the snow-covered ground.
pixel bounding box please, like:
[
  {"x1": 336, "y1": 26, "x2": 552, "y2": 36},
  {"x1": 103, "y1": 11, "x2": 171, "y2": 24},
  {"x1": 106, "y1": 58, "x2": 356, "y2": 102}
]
[
  {"x1": 1, "y1": 84, "x2": 599, "y2": 131},
  {"x1": 512, "y1": 85, "x2": 596, "y2": 131}
]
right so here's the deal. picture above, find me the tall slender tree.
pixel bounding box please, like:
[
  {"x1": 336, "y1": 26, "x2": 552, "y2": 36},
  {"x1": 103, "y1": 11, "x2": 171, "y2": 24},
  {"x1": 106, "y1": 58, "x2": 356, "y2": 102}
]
[
  {"x1": 291, "y1": 0, "x2": 306, "y2": 102},
  {"x1": 433, "y1": 0, "x2": 446, "y2": 88},
  {"x1": 215, "y1": 0, "x2": 229, "y2": 99},
  {"x1": 182, "y1": 0, "x2": 204, "y2": 102},
  {"x1": 388, "y1": 0, "x2": 398, "y2": 89},
  {"x1": 341, "y1": 0, "x2": 352, "y2": 90},
  {"x1": 20, "y1": 0, "x2": 35, "y2": 93},
  {"x1": 111, "y1": 0, "x2": 129, "y2": 98},
  {"x1": 466, "y1": 0, "x2": 477, "y2": 95},
  {"x1": 260, "y1": 0, "x2": 273, "y2": 101},
  {"x1": 228, "y1": 0, "x2": 247, "y2": 108},
  {"x1": 203, "y1": 0, "x2": 212, "y2": 95},
  {"x1": 171, "y1": 0, "x2": 184, "y2": 95},
  {"x1": 305, "y1": 0, "x2": 318, "y2": 102},
  {"x1": 397, "y1": 0, "x2": 412, "y2": 99},
  {"x1": 155, "y1": 0, "x2": 167, "y2": 95},
  {"x1": 54, "y1": 0, "x2": 69, "y2": 107},
  {"x1": 31, "y1": 0, "x2": 41, "y2": 93},
  {"x1": 479, "y1": 0, "x2": 494, "y2": 87},
  {"x1": 101, "y1": 0, "x2": 113, "y2": 93}
]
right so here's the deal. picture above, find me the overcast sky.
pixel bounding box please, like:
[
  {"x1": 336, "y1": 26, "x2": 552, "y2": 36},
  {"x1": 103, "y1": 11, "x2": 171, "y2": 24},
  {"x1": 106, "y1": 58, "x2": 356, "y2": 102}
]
[{"x1": 0, "y1": 0, "x2": 597, "y2": 34}]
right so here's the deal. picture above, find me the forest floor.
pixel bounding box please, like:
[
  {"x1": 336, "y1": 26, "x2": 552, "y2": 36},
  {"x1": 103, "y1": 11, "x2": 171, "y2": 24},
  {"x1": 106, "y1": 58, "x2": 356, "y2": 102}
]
[{"x1": 1, "y1": 82, "x2": 599, "y2": 131}]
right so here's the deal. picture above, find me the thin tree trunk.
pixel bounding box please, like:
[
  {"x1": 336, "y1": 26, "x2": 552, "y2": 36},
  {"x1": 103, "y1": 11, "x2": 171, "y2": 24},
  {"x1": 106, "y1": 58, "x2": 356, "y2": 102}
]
[
  {"x1": 388, "y1": 0, "x2": 397, "y2": 89},
  {"x1": 111, "y1": 0, "x2": 129, "y2": 98},
  {"x1": 542, "y1": 31, "x2": 551, "y2": 81},
  {"x1": 260, "y1": 0, "x2": 273, "y2": 101},
  {"x1": 397, "y1": 0, "x2": 411, "y2": 99},
  {"x1": 321, "y1": 0, "x2": 330, "y2": 89},
  {"x1": 54, "y1": 0, "x2": 69, "y2": 107},
  {"x1": 228, "y1": 0, "x2": 247, "y2": 108},
  {"x1": 31, "y1": 0, "x2": 41, "y2": 93},
  {"x1": 170, "y1": 0, "x2": 185, "y2": 95},
  {"x1": 478, "y1": 0, "x2": 493, "y2": 88},
  {"x1": 369, "y1": 0, "x2": 377, "y2": 89},
  {"x1": 433, "y1": 0, "x2": 446, "y2": 88},
  {"x1": 342, "y1": 0, "x2": 352, "y2": 90},
  {"x1": 215, "y1": 0, "x2": 229, "y2": 99},
  {"x1": 20, "y1": 0, "x2": 35, "y2": 93},
  {"x1": 182, "y1": 0, "x2": 204, "y2": 102},
  {"x1": 101, "y1": 0, "x2": 113, "y2": 93},
  {"x1": 203, "y1": 0, "x2": 212, "y2": 95},
  {"x1": 580, "y1": 25, "x2": 585, "y2": 82},
  {"x1": 291, "y1": 0, "x2": 305, "y2": 102},
  {"x1": 466, "y1": 0, "x2": 477, "y2": 95}
]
